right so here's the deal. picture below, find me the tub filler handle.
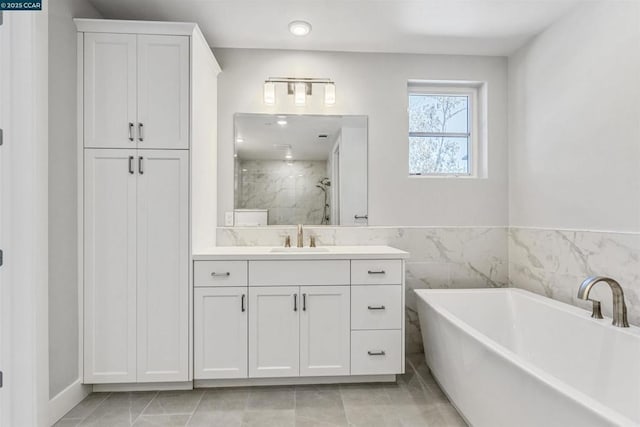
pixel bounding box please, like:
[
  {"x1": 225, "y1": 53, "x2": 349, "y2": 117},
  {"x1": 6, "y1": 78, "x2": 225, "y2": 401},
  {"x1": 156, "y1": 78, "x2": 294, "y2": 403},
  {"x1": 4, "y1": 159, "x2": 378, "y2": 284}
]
[{"x1": 588, "y1": 299, "x2": 603, "y2": 319}]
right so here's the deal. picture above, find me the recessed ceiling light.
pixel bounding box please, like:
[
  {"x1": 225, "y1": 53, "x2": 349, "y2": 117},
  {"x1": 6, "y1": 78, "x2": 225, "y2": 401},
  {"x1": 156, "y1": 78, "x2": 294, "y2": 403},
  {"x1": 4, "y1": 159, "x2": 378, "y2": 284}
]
[
  {"x1": 285, "y1": 154, "x2": 293, "y2": 159},
  {"x1": 277, "y1": 119, "x2": 287, "y2": 126},
  {"x1": 289, "y1": 20, "x2": 312, "y2": 37},
  {"x1": 236, "y1": 138, "x2": 244, "y2": 143}
]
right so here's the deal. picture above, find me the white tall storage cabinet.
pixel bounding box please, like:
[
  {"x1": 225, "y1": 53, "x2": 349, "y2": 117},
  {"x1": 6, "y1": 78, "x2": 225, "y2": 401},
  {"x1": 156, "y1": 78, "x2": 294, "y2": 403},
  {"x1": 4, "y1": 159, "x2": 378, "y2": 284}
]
[{"x1": 77, "y1": 19, "x2": 220, "y2": 385}]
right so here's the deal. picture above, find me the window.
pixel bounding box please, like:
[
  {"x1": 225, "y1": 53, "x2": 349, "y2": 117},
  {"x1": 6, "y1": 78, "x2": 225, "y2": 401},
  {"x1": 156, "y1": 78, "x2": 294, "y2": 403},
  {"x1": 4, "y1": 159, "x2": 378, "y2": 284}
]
[{"x1": 408, "y1": 85, "x2": 478, "y2": 176}]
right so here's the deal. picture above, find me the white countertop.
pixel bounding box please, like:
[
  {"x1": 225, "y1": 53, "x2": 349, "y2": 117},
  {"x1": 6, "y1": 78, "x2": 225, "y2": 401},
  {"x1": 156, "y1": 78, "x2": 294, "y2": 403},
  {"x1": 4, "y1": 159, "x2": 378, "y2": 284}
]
[{"x1": 193, "y1": 245, "x2": 409, "y2": 261}]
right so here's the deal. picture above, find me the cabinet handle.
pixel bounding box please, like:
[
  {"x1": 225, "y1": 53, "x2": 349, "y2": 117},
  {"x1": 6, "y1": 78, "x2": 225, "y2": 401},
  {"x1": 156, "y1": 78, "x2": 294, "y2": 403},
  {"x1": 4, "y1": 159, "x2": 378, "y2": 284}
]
[
  {"x1": 138, "y1": 123, "x2": 144, "y2": 142},
  {"x1": 138, "y1": 156, "x2": 144, "y2": 175},
  {"x1": 211, "y1": 272, "x2": 230, "y2": 277},
  {"x1": 302, "y1": 293, "x2": 307, "y2": 311},
  {"x1": 354, "y1": 214, "x2": 368, "y2": 220},
  {"x1": 241, "y1": 294, "x2": 246, "y2": 312},
  {"x1": 367, "y1": 305, "x2": 385, "y2": 310},
  {"x1": 293, "y1": 293, "x2": 298, "y2": 312},
  {"x1": 368, "y1": 350, "x2": 386, "y2": 356},
  {"x1": 368, "y1": 270, "x2": 386, "y2": 275},
  {"x1": 128, "y1": 123, "x2": 134, "y2": 142},
  {"x1": 128, "y1": 156, "x2": 134, "y2": 174}
]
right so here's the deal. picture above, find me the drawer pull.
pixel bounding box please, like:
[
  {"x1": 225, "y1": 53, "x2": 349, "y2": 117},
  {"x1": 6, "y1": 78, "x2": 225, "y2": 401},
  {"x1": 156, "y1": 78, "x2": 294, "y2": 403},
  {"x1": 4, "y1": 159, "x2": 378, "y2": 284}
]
[
  {"x1": 367, "y1": 270, "x2": 386, "y2": 275},
  {"x1": 211, "y1": 272, "x2": 231, "y2": 277},
  {"x1": 368, "y1": 350, "x2": 386, "y2": 356},
  {"x1": 367, "y1": 305, "x2": 386, "y2": 310}
]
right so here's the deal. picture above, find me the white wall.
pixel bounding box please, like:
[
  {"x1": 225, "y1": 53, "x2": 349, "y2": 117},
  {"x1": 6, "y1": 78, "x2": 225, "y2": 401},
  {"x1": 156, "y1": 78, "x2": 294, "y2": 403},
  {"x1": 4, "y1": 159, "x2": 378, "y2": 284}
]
[
  {"x1": 509, "y1": 0, "x2": 640, "y2": 232},
  {"x1": 0, "y1": 7, "x2": 50, "y2": 426},
  {"x1": 216, "y1": 48, "x2": 508, "y2": 226},
  {"x1": 48, "y1": 0, "x2": 102, "y2": 399}
]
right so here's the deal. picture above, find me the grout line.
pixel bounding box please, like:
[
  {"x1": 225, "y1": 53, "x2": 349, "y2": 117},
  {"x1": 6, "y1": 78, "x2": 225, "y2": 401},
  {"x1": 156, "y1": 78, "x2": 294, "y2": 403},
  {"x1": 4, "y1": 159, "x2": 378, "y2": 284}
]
[
  {"x1": 131, "y1": 391, "x2": 159, "y2": 425},
  {"x1": 184, "y1": 390, "x2": 206, "y2": 426},
  {"x1": 72, "y1": 391, "x2": 112, "y2": 425},
  {"x1": 405, "y1": 357, "x2": 433, "y2": 394}
]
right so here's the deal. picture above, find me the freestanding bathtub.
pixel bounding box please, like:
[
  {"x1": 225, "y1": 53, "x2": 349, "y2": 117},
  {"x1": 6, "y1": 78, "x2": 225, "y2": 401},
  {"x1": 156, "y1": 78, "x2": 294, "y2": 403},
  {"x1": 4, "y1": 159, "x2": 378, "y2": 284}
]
[{"x1": 415, "y1": 288, "x2": 640, "y2": 427}]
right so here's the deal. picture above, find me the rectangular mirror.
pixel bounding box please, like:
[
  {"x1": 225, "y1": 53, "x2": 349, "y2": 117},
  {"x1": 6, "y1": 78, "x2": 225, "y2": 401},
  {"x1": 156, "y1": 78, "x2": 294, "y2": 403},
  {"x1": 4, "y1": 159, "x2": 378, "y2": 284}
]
[{"x1": 234, "y1": 114, "x2": 368, "y2": 226}]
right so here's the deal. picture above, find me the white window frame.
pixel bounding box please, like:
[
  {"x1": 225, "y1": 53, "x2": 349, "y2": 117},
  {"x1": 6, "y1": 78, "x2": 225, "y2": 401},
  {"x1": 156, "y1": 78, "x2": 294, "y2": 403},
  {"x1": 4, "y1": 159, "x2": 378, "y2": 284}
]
[{"x1": 408, "y1": 84, "x2": 480, "y2": 178}]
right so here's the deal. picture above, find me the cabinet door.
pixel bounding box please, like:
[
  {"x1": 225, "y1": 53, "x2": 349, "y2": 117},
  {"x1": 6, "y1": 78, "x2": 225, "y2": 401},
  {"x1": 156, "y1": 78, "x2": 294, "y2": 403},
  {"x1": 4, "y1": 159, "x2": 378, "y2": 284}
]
[
  {"x1": 84, "y1": 149, "x2": 137, "y2": 383},
  {"x1": 136, "y1": 150, "x2": 189, "y2": 382},
  {"x1": 84, "y1": 33, "x2": 137, "y2": 149},
  {"x1": 194, "y1": 287, "x2": 248, "y2": 379},
  {"x1": 249, "y1": 286, "x2": 299, "y2": 378},
  {"x1": 300, "y1": 286, "x2": 350, "y2": 376},
  {"x1": 137, "y1": 35, "x2": 190, "y2": 149}
]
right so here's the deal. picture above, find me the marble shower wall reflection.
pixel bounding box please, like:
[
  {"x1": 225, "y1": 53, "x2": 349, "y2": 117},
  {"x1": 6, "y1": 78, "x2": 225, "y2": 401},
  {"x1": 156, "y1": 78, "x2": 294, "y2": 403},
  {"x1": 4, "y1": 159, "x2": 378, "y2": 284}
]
[
  {"x1": 217, "y1": 226, "x2": 509, "y2": 354},
  {"x1": 236, "y1": 160, "x2": 329, "y2": 225},
  {"x1": 509, "y1": 228, "x2": 640, "y2": 325}
]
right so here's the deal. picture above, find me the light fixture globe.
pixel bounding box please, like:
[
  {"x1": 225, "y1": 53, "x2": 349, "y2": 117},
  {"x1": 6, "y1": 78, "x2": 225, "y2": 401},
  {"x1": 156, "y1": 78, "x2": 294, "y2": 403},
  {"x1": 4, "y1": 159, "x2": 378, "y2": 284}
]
[{"x1": 289, "y1": 20, "x2": 312, "y2": 36}]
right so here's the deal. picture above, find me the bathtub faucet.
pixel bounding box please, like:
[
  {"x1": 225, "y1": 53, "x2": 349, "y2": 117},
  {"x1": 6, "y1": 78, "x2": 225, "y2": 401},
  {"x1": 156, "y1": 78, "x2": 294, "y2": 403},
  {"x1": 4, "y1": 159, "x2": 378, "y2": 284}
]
[{"x1": 577, "y1": 276, "x2": 629, "y2": 327}]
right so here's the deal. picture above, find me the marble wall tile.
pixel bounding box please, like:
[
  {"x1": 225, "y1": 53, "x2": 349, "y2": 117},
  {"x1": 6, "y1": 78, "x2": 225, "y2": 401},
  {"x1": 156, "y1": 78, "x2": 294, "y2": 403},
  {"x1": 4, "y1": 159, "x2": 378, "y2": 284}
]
[
  {"x1": 217, "y1": 226, "x2": 509, "y2": 354},
  {"x1": 509, "y1": 228, "x2": 640, "y2": 325}
]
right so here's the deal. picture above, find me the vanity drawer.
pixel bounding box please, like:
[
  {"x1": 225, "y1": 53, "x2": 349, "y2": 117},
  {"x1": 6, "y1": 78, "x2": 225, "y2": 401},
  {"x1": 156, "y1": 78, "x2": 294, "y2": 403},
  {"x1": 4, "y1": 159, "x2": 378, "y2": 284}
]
[
  {"x1": 249, "y1": 260, "x2": 350, "y2": 286},
  {"x1": 194, "y1": 261, "x2": 248, "y2": 287},
  {"x1": 351, "y1": 260, "x2": 402, "y2": 285},
  {"x1": 351, "y1": 330, "x2": 402, "y2": 375},
  {"x1": 351, "y1": 285, "x2": 402, "y2": 330}
]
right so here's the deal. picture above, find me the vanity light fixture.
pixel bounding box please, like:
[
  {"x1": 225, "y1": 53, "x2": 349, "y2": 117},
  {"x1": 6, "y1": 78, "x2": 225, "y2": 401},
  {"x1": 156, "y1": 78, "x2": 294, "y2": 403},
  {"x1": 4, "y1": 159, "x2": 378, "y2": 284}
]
[
  {"x1": 263, "y1": 81, "x2": 276, "y2": 105},
  {"x1": 263, "y1": 77, "x2": 336, "y2": 106},
  {"x1": 324, "y1": 82, "x2": 336, "y2": 105},
  {"x1": 294, "y1": 81, "x2": 307, "y2": 106},
  {"x1": 289, "y1": 20, "x2": 312, "y2": 37}
]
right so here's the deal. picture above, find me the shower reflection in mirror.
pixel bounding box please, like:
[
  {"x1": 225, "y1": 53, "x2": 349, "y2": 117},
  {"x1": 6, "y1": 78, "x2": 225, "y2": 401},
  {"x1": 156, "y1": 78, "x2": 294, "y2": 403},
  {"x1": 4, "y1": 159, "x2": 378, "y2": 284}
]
[{"x1": 233, "y1": 114, "x2": 368, "y2": 226}]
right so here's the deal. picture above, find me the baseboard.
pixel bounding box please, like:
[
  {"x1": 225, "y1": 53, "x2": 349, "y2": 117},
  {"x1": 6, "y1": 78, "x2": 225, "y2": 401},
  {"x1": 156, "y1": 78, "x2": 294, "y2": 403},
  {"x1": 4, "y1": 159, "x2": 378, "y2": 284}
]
[
  {"x1": 194, "y1": 374, "x2": 396, "y2": 388},
  {"x1": 48, "y1": 378, "x2": 91, "y2": 426},
  {"x1": 92, "y1": 381, "x2": 193, "y2": 393}
]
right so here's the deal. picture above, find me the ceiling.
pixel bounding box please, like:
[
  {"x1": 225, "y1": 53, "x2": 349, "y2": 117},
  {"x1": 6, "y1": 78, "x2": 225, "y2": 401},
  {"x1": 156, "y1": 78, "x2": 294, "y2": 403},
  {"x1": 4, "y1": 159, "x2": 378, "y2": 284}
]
[
  {"x1": 235, "y1": 114, "x2": 365, "y2": 161},
  {"x1": 87, "y1": 0, "x2": 583, "y2": 56}
]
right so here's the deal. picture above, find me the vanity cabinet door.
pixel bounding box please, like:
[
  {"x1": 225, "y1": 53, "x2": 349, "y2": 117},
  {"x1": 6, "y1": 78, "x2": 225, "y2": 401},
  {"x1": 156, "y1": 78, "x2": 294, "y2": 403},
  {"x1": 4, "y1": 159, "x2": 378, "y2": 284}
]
[
  {"x1": 300, "y1": 286, "x2": 350, "y2": 377},
  {"x1": 249, "y1": 286, "x2": 300, "y2": 378},
  {"x1": 194, "y1": 287, "x2": 248, "y2": 379}
]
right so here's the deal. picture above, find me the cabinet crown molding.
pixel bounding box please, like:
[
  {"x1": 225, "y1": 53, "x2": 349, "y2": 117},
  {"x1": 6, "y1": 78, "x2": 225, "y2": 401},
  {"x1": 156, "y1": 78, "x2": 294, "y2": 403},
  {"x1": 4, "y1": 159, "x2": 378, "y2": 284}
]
[{"x1": 75, "y1": 18, "x2": 197, "y2": 35}]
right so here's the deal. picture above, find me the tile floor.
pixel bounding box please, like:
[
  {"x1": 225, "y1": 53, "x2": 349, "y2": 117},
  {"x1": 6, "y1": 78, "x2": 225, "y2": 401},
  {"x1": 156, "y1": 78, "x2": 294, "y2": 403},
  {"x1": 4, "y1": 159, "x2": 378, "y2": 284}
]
[{"x1": 55, "y1": 355, "x2": 467, "y2": 427}]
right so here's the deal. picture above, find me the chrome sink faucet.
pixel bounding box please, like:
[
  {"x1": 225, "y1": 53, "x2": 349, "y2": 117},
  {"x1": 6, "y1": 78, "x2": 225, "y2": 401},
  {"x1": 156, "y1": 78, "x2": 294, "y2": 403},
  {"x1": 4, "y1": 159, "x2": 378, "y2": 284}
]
[
  {"x1": 297, "y1": 224, "x2": 304, "y2": 248},
  {"x1": 577, "y1": 276, "x2": 629, "y2": 327}
]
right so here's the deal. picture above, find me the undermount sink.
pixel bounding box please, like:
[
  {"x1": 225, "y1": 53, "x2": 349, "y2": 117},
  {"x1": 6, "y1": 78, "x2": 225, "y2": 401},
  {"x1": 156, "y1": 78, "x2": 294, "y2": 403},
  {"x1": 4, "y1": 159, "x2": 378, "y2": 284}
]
[{"x1": 270, "y1": 247, "x2": 330, "y2": 253}]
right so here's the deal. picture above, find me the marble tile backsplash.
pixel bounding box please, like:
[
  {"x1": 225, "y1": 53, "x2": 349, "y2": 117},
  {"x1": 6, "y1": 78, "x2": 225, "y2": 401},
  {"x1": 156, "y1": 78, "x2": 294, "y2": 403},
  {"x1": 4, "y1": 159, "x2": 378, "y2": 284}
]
[
  {"x1": 509, "y1": 227, "x2": 640, "y2": 325},
  {"x1": 217, "y1": 226, "x2": 509, "y2": 354}
]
